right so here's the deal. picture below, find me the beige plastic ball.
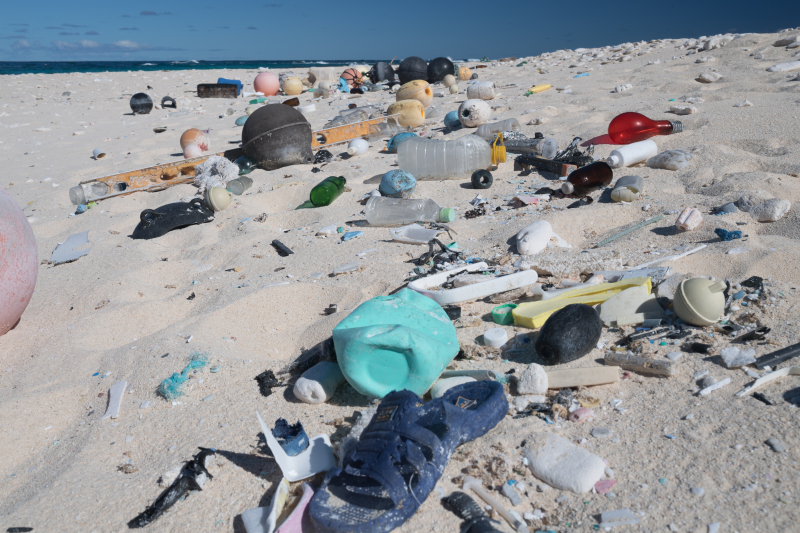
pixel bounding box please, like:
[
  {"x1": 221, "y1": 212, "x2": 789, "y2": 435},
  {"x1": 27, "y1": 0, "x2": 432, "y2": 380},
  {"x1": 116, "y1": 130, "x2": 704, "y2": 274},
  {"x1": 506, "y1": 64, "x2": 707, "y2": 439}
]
[
  {"x1": 442, "y1": 74, "x2": 456, "y2": 88},
  {"x1": 283, "y1": 77, "x2": 303, "y2": 95},
  {"x1": 387, "y1": 100, "x2": 425, "y2": 128},
  {"x1": 449, "y1": 84, "x2": 459, "y2": 94}
]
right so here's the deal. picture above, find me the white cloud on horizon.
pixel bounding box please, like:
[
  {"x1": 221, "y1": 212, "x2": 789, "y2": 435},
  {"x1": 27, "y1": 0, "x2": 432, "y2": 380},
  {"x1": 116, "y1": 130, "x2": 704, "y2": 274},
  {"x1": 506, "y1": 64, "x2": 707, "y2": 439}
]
[{"x1": 10, "y1": 38, "x2": 182, "y2": 55}]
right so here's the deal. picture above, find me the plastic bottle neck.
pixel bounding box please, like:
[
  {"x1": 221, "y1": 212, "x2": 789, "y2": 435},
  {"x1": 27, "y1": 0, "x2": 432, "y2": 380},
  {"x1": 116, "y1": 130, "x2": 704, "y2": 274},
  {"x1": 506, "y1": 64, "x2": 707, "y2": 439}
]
[
  {"x1": 561, "y1": 182, "x2": 575, "y2": 194},
  {"x1": 608, "y1": 154, "x2": 621, "y2": 167}
]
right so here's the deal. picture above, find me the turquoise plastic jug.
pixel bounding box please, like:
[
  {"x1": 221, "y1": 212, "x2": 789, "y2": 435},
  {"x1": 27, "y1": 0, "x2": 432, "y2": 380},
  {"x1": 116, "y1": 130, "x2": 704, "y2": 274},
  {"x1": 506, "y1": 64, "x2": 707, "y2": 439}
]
[{"x1": 332, "y1": 288, "x2": 459, "y2": 398}]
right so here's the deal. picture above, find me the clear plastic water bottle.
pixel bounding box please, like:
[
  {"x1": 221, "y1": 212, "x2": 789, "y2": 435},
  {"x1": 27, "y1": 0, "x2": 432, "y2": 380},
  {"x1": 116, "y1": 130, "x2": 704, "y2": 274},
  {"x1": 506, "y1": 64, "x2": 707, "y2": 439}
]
[
  {"x1": 364, "y1": 197, "x2": 455, "y2": 226},
  {"x1": 69, "y1": 182, "x2": 110, "y2": 205},
  {"x1": 398, "y1": 134, "x2": 491, "y2": 180},
  {"x1": 475, "y1": 119, "x2": 520, "y2": 140}
]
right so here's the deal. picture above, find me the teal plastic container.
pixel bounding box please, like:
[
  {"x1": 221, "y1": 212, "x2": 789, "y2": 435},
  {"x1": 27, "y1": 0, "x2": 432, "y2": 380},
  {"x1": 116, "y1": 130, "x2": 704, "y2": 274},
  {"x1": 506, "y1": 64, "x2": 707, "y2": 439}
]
[{"x1": 333, "y1": 288, "x2": 459, "y2": 398}]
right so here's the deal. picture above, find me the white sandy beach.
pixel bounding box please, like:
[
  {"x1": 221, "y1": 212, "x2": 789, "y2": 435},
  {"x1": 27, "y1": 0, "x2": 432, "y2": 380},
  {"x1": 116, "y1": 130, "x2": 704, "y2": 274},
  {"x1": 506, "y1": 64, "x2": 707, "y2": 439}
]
[{"x1": 1, "y1": 28, "x2": 800, "y2": 532}]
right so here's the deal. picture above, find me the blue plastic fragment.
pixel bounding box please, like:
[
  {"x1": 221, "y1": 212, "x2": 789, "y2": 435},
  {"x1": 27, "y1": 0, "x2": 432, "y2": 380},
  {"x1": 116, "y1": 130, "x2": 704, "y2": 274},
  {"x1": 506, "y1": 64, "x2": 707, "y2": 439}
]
[
  {"x1": 379, "y1": 169, "x2": 416, "y2": 198},
  {"x1": 157, "y1": 351, "x2": 209, "y2": 400},
  {"x1": 386, "y1": 132, "x2": 417, "y2": 154},
  {"x1": 92, "y1": 372, "x2": 100, "y2": 376},
  {"x1": 714, "y1": 228, "x2": 742, "y2": 241},
  {"x1": 342, "y1": 231, "x2": 363, "y2": 242},
  {"x1": 665, "y1": 434, "x2": 676, "y2": 439},
  {"x1": 76, "y1": 204, "x2": 88, "y2": 214},
  {"x1": 574, "y1": 72, "x2": 590, "y2": 78},
  {"x1": 733, "y1": 290, "x2": 745, "y2": 300},
  {"x1": 272, "y1": 419, "x2": 309, "y2": 457},
  {"x1": 217, "y1": 77, "x2": 243, "y2": 95},
  {"x1": 444, "y1": 110, "x2": 462, "y2": 130}
]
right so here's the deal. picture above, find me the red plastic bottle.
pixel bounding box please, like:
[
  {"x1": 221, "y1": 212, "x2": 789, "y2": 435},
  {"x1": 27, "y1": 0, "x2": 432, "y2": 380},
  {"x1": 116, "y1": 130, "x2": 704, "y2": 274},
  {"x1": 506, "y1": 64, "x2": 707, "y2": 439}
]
[{"x1": 608, "y1": 112, "x2": 684, "y2": 145}]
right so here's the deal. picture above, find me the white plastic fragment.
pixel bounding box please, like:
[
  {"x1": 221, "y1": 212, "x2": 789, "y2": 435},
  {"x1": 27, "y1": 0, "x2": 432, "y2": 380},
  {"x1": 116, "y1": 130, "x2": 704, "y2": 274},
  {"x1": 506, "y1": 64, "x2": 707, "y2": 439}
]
[
  {"x1": 430, "y1": 376, "x2": 476, "y2": 398},
  {"x1": 408, "y1": 262, "x2": 538, "y2": 305},
  {"x1": 241, "y1": 477, "x2": 290, "y2": 533},
  {"x1": 333, "y1": 262, "x2": 360, "y2": 275},
  {"x1": 669, "y1": 105, "x2": 698, "y2": 115},
  {"x1": 733, "y1": 100, "x2": 753, "y2": 107},
  {"x1": 675, "y1": 207, "x2": 703, "y2": 231},
  {"x1": 736, "y1": 367, "x2": 800, "y2": 397},
  {"x1": 292, "y1": 361, "x2": 346, "y2": 404},
  {"x1": 647, "y1": 150, "x2": 692, "y2": 170},
  {"x1": 698, "y1": 71, "x2": 723, "y2": 83},
  {"x1": 389, "y1": 224, "x2": 444, "y2": 245},
  {"x1": 523, "y1": 432, "x2": 605, "y2": 493},
  {"x1": 600, "y1": 508, "x2": 641, "y2": 528},
  {"x1": 256, "y1": 412, "x2": 335, "y2": 482},
  {"x1": 698, "y1": 377, "x2": 731, "y2": 396},
  {"x1": 516, "y1": 220, "x2": 553, "y2": 255},
  {"x1": 612, "y1": 83, "x2": 632, "y2": 93},
  {"x1": 720, "y1": 347, "x2": 756, "y2": 368},
  {"x1": 50, "y1": 231, "x2": 91, "y2": 265},
  {"x1": 100, "y1": 380, "x2": 128, "y2": 420},
  {"x1": 317, "y1": 224, "x2": 338, "y2": 235},
  {"x1": 766, "y1": 61, "x2": 800, "y2": 72}
]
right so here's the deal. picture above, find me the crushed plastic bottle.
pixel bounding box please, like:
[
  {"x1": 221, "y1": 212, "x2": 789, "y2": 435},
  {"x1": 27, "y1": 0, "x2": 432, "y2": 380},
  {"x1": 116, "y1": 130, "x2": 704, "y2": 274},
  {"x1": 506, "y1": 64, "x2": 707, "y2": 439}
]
[
  {"x1": 364, "y1": 197, "x2": 455, "y2": 226},
  {"x1": 475, "y1": 119, "x2": 521, "y2": 140},
  {"x1": 398, "y1": 134, "x2": 491, "y2": 180},
  {"x1": 367, "y1": 121, "x2": 408, "y2": 140}
]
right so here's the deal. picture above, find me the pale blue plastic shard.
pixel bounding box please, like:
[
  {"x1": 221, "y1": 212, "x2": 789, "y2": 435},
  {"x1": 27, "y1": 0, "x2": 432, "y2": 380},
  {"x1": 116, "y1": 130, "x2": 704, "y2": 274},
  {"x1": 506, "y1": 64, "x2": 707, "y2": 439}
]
[{"x1": 157, "y1": 351, "x2": 209, "y2": 400}]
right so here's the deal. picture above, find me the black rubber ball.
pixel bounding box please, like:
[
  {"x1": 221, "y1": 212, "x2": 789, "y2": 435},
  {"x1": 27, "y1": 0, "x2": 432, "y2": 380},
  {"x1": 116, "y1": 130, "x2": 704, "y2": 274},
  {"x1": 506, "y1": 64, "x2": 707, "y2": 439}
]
[
  {"x1": 241, "y1": 104, "x2": 313, "y2": 170},
  {"x1": 427, "y1": 57, "x2": 455, "y2": 83},
  {"x1": 130, "y1": 93, "x2": 153, "y2": 115},
  {"x1": 398, "y1": 56, "x2": 428, "y2": 85}
]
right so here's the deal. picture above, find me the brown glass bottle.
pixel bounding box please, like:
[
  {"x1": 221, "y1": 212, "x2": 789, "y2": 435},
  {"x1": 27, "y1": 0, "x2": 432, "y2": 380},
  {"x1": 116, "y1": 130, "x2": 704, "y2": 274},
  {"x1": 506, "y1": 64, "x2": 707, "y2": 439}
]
[{"x1": 561, "y1": 161, "x2": 613, "y2": 196}]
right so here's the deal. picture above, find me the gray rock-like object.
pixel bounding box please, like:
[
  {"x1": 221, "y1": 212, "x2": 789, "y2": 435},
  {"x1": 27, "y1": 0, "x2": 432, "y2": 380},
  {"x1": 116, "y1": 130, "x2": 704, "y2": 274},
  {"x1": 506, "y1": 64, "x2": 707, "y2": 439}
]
[{"x1": 535, "y1": 304, "x2": 602, "y2": 365}]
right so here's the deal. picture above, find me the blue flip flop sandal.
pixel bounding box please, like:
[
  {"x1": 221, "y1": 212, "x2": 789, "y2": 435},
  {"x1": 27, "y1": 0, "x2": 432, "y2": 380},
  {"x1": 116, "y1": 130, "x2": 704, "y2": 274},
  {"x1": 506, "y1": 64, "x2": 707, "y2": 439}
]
[{"x1": 309, "y1": 381, "x2": 508, "y2": 533}]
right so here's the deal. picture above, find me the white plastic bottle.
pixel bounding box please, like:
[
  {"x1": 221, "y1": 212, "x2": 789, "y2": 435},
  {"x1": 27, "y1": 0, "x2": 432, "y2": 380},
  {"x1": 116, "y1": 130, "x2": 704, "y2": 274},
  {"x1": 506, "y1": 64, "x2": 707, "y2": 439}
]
[
  {"x1": 607, "y1": 139, "x2": 657, "y2": 168},
  {"x1": 466, "y1": 81, "x2": 496, "y2": 100},
  {"x1": 475, "y1": 119, "x2": 521, "y2": 140},
  {"x1": 398, "y1": 134, "x2": 491, "y2": 180},
  {"x1": 364, "y1": 197, "x2": 455, "y2": 226}
]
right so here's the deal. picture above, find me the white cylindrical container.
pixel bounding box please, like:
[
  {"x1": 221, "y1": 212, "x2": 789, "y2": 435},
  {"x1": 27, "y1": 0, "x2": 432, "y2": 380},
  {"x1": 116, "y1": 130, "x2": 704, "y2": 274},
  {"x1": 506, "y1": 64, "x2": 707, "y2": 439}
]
[
  {"x1": 607, "y1": 139, "x2": 657, "y2": 168},
  {"x1": 398, "y1": 134, "x2": 491, "y2": 179},
  {"x1": 466, "y1": 81, "x2": 496, "y2": 100},
  {"x1": 292, "y1": 362, "x2": 346, "y2": 404}
]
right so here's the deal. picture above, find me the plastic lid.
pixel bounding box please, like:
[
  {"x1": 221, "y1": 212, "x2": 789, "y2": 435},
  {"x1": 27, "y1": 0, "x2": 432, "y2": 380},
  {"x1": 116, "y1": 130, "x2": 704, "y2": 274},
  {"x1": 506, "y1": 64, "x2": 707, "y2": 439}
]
[
  {"x1": 483, "y1": 327, "x2": 508, "y2": 348},
  {"x1": 608, "y1": 154, "x2": 620, "y2": 167},
  {"x1": 561, "y1": 182, "x2": 575, "y2": 194},
  {"x1": 439, "y1": 208, "x2": 455, "y2": 223}
]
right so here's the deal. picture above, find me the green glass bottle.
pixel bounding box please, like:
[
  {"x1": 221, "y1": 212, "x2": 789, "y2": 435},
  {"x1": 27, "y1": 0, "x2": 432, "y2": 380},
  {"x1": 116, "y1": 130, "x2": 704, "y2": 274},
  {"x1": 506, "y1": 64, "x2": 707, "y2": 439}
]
[{"x1": 310, "y1": 176, "x2": 346, "y2": 207}]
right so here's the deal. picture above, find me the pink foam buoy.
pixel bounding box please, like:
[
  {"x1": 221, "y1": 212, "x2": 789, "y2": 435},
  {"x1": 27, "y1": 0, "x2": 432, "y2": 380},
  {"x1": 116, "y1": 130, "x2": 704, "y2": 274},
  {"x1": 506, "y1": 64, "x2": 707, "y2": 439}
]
[
  {"x1": 0, "y1": 186, "x2": 38, "y2": 336},
  {"x1": 253, "y1": 72, "x2": 280, "y2": 96},
  {"x1": 180, "y1": 128, "x2": 210, "y2": 152}
]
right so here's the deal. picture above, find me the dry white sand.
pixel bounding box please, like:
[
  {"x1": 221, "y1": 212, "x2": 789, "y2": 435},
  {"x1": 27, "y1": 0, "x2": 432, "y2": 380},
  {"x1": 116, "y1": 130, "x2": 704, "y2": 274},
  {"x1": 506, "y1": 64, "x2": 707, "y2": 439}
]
[{"x1": 1, "y1": 28, "x2": 800, "y2": 533}]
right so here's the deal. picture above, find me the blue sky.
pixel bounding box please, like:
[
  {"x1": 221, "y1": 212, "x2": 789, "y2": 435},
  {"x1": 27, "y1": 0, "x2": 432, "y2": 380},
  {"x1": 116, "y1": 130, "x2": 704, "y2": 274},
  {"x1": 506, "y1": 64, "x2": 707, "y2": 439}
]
[{"x1": 0, "y1": 1, "x2": 798, "y2": 62}]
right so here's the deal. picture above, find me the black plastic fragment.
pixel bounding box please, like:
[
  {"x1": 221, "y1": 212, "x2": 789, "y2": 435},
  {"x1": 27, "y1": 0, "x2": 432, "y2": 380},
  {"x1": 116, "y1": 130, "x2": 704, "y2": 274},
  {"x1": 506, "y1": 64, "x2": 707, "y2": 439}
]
[
  {"x1": 254, "y1": 370, "x2": 284, "y2": 397},
  {"x1": 443, "y1": 491, "x2": 503, "y2": 533},
  {"x1": 756, "y1": 341, "x2": 800, "y2": 369},
  {"x1": 691, "y1": 342, "x2": 712, "y2": 354},
  {"x1": 131, "y1": 199, "x2": 214, "y2": 240},
  {"x1": 128, "y1": 448, "x2": 215, "y2": 529},
  {"x1": 442, "y1": 305, "x2": 462, "y2": 321},
  {"x1": 314, "y1": 149, "x2": 333, "y2": 164},
  {"x1": 752, "y1": 392, "x2": 774, "y2": 406},
  {"x1": 161, "y1": 96, "x2": 177, "y2": 109},
  {"x1": 7, "y1": 528, "x2": 34, "y2": 533},
  {"x1": 271, "y1": 240, "x2": 294, "y2": 257}
]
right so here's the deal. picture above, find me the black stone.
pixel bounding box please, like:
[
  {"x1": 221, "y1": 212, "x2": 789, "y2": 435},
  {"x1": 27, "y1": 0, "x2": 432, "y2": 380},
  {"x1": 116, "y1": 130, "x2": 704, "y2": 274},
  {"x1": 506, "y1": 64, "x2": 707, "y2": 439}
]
[{"x1": 535, "y1": 304, "x2": 602, "y2": 365}]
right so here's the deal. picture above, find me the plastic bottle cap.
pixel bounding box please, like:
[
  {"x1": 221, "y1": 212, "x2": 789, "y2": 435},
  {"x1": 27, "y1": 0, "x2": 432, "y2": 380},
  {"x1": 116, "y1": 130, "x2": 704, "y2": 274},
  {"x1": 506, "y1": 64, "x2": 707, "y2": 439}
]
[
  {"x1": 561, "y1": 182, "x2": 575, "y2": 194},
  {"x1": 439, "y1": 208, "x2": 455, "y2": 223},
  {"x1": 483, "y1": 327, "x2": 508, "y2": 348},
  {"x1": 347, "y1": 147, "x2": 358, "y2": 155},
  {"x1": 608, "y1": 154, "x2": 620, "y2": 167}
]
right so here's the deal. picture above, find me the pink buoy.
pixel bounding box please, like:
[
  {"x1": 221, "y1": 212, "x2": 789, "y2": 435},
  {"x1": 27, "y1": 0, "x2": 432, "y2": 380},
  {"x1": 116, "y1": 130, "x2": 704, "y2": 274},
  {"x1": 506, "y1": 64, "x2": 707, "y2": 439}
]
[
  {"x1": 253, "y1": 72, "x2": 280, "y2": 96},
  {"x1": 0, "y1": 186, "x2": 38, "y2": 336}
]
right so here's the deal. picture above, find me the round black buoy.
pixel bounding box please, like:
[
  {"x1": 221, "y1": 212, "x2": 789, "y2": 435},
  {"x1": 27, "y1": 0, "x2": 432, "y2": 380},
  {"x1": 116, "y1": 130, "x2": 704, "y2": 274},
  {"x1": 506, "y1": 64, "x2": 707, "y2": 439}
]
[
  {"x1": 427, "y1": 57, "x2": 455, "y2": 83},
  {"x1": 368, "y1": 61, "x2": 395, "y2": 84},
  {"x1": 398, "y1": 56, "x2": 428, "y2": 85},
  {"x1": 471, "y1": 169, "x2": 493, "y2": 189},
  {"x1": 130, "y1": 93, "x2": 153, "y2": 115},
  {"x1": 241, "y1": 104, "x2": 313, "y2": 170}
]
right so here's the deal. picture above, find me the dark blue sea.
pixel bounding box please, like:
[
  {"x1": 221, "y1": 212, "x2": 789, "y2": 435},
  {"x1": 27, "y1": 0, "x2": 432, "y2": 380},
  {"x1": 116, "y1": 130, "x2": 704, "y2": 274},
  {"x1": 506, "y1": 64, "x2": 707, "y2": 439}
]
[{"x1": 0, "y1": 59, "x2": 434, "y2": 76}]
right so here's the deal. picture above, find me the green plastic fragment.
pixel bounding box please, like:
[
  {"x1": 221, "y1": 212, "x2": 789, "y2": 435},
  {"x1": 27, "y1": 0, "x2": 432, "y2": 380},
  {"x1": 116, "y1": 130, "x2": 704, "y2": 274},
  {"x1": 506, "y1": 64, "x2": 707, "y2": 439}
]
[{"x1": 157, "y1": 351, "x2": 209, "y2": 400}]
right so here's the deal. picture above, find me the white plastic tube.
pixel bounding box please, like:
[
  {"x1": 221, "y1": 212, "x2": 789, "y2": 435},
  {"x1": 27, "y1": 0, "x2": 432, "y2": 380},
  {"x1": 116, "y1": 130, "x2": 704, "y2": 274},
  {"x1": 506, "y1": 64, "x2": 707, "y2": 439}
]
[
  {"x1": 408, "y1": 262, "x2": 538, "y2": 305},
  {"x1": 293, "y1": 362, "x2": 346, "y2": 404},
  {"x1": 607, "y1": 139, "x2": 657, "y2": 168}
]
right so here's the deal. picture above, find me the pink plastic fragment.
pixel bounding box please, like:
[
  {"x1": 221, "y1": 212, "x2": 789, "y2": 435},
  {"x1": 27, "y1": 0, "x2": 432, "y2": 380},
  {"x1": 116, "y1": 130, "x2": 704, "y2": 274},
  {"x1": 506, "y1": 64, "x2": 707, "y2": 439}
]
[
  {"x1": 569, "y1": 407, "x2": 595, "y2": 423},
  {"x1": 275, "y1": 482, "x2": 314, "y2": 533},
  {"x1": 595, "y1": 479, "x2": 616, "y2": 494}
]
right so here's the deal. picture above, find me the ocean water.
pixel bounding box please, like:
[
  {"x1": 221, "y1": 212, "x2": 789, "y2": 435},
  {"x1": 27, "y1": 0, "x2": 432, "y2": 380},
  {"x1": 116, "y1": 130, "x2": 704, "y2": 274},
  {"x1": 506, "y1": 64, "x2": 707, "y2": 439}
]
[{"x1": 0, "y1": 59, "x2": 462, "y2": 76}]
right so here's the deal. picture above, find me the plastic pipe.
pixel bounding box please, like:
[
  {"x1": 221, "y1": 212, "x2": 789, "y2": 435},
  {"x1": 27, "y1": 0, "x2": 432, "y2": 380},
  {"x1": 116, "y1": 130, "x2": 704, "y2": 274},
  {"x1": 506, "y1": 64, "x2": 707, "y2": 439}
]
[
  {"x1": 462, "y1": 476, "x2": 529, "y2": 533},
  {"x1": 292, "y1": 362, "x2": 346, "y2": 404}
]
